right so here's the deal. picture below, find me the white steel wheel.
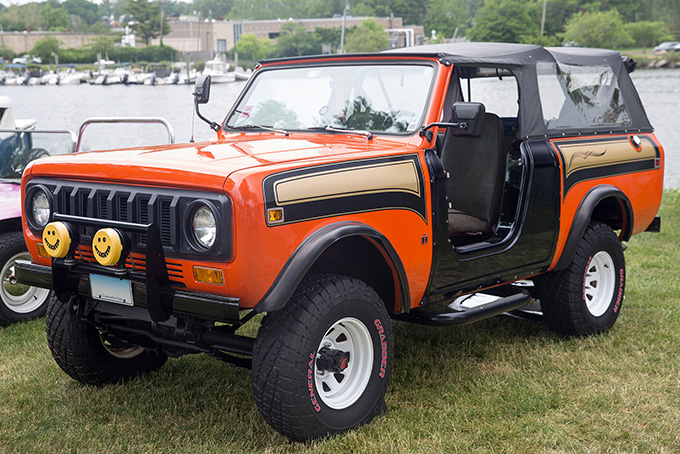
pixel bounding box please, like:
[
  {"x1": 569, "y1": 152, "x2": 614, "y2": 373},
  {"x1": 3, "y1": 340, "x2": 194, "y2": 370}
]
[
  {"x1": 584, "y1": 251, "x2": 616, "y2": 317},
  {"x1": 537, "y1": 222, "x2": 626, "y2": 336},
  {"x1": 314, "y1": 317, "x2": 373, "y2": 410},
  {"x1": 251, "y1": 274, "x2": 393, "y2": 441},
  {"x1": 1, "y1": 251, "x2": 50, "y2": 314},
  {"x1": 100, "y1": 335, "x2": 146, "y2": 359}
]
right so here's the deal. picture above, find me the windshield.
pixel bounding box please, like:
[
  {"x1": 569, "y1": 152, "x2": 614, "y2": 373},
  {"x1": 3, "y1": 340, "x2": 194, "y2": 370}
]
[{"x1": 225, "y1": 63, "x2": 436, "y2": 134}]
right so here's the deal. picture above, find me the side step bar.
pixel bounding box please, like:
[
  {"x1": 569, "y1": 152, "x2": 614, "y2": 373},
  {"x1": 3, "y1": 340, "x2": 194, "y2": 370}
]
[{"x1": 395, "y1": 291, "x2": 532, "y2": 327}]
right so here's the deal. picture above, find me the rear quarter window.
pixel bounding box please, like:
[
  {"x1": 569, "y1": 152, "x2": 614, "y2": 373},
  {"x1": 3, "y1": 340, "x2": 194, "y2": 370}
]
[{"x1": 537, "y1": 61, "x2": 631, "y2": 129}]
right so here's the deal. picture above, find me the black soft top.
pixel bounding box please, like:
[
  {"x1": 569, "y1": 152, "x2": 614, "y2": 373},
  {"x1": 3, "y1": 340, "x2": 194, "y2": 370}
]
[
  {"x1": 384, "y1": 43, "x2": 652, "y2": 138},
  {"x1": 384, "y1": 42, "x2": 623, "y2": 65},
  {"x1": 262, "y1": 43, "x2": 652, "y2": 139}
]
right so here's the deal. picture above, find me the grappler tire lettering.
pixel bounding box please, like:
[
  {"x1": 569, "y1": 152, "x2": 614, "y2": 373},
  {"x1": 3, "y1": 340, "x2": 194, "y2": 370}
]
[
  {"x1": 533, "y1": 223, "x2": 626, "y2": 336},
  {"x1": 250, "y1": 274, "x2": 394, "y2": 441}
]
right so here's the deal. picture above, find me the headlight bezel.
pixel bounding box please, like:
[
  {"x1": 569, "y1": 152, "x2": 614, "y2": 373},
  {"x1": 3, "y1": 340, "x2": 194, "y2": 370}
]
[
  {"x1": 186, "y1": 200, "x2": 220, "y2": 253},
  {"x1": 25, "y1": 184, "x2": 53, "y2": 231}
]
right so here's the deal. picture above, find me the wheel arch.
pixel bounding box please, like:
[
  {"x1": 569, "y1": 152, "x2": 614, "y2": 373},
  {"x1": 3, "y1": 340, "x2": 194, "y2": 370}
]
[
  {"x1": 254, "y1": 222, "x2": 410, "y2": 315},
  {"x1": 0, "y1": 217, "x2": 22, "y2": 234},
  {"x1": 554, "y1": 185, "x2": 633, "y2": 271}
]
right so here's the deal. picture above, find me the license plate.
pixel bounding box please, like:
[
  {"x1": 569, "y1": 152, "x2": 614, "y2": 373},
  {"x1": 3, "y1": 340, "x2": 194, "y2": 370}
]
[{"x1": 90, "y1": 274, "x2": 134, "y2": 306}]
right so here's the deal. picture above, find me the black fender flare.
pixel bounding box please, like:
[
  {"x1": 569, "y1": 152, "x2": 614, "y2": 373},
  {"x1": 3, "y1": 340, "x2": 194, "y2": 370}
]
[
  {"x1": 554, "y1": 185, "x2": 633, "y2": 271},
  {"x1": 254, "y1": 222, "x2": 410, "y2": 313}
]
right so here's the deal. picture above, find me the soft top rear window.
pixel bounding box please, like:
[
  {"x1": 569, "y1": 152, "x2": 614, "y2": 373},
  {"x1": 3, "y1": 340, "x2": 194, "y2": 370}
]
[{"x1": 537, "y1": 61, "x2": 631, "y2": 130}]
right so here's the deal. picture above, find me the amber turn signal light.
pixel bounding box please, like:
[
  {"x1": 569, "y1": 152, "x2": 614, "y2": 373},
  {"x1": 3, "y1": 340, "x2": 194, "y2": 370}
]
[
  {"x1": 193, "y1": 266, "x2": 224, "y2": 285},
  {"x1": 36, "y1": 243, "x2": 49, "y2": 258},
  {"x1": 268, "y1": 208, "x2": 284, "y2": 223}
]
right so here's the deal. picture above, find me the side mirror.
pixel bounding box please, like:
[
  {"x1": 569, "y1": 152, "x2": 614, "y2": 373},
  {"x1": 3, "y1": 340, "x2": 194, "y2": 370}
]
[
  {"x1": 194, "y1": 75, "x2": 211, "y2": 104},
  {"x1": 192, "y1": 75, "x2": 221, "y2": 133},
  {"x1": 451, "y1": 102, "x2": 485, "y2": 136}
]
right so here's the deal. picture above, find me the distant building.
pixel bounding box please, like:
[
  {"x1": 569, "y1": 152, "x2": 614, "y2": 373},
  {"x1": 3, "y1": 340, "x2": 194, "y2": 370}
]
[
  {"x1": 0, "y1": 31, "x2": 98, "y2": 55},
  {"x1": 0, "y1": 16, "x2": 424, "y2": 58},
  {"x1": 149, "y1": 16, "x2": 425, "y2": 58}
]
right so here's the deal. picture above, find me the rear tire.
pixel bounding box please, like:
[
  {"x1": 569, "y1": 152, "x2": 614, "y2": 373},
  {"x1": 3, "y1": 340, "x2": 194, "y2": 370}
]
[
  {"x1": 0, "y1": 231, "x2": 51, "y2": 327},
  {"x1": 251, "y1": 274, "x2": 393, "y2": 441},
  {"x1": 535, "y1": 223, "x2": 625, "y2": 336},
  {"x1": 46, "y1": 296, "x2": 167, "y2": 385}
]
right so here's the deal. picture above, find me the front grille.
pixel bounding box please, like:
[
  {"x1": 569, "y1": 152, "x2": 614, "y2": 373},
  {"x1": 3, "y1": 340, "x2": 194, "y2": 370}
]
[
  {"x1": 76, "y1": 245, "x2": 185, "y2": 283},
  {"x1": 27, "y1": 178, "x2": 232, "y2": 261},
  {"x1": 53, "y1": 184, "x2": 174, "y2": 249}
]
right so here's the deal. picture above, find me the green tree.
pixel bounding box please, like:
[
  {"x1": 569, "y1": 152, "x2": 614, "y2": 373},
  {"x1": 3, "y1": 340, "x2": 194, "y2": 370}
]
[
  {"x1": 304, "y1": 0, "x2": 345, "y2": 18},
  {"x1": 528, "y1": 0, "x2": 581, "y2": 38},
  {"x1": 638, "y1": 0, "x2": 680, "y2": 36},
  {"x1": 229, "y1": 0, "x2": 299, "y2": 20},
  {"x1": 467, "y1": 0, "x2": 535, "y2": 43},
  {"x1": 0, "y1": 46, "x2": 16, "y2": 61},
  {"x1": 345, "y1": 19, "x2": 390, "y2": 53},
  {"x1": 40, "y1": 0, "x2": 69, "y2": 31},
  {"x1": 63, "y1": 0, "x2": 100, "y2": 27},
  {"x1": 563, "y1": 10, "x2": 634, "y2": 48},
  {"x1": 626, "y1": 21, "x2": 674, "y2": 51},
  {"x1": 89, "y1": 35, "x2": 117, "y2": 59},
  {"x1": 235, "y1": 34, "x2": 270, "y2": 61},
  {"x1": 273, "y1": 22, "x2": 321, "y2": 57},
  {"x1": 31, "y1": 36, "x2": 61, "y2": 62},
  {"x1": 314, "y1": 26, "x2": 342, "y2": 53},
  {"x1": 584, "y1": 0, "x2": 643, "y2": 21},
  {"x1": 193, "y1": 0, "x2": 235, "y2": 19},
  {"x1": 521, "y1": 33, "x2": 561, "y2": 47},
  {"x1": 391, "y1": 0, "x2": 430, "y2": 26},
  {"x1": 123, "y1": 0, "x2": 170, "y2": 45},
  {"x1": 424, "y1": 0, "x2": 469, "y2": 39},
  {"x1": 0, "y1": 4, "x2": 42, "y2": 31}
]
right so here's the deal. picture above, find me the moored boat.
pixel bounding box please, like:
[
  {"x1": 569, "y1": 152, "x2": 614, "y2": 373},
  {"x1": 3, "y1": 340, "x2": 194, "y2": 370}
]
[{"x1": 201, "y1": 54, "x2": 235, "y2": 83}]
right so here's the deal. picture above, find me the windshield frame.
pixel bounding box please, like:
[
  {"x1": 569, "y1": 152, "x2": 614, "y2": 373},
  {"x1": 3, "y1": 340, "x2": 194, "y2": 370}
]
[{"x1": 222, "y1": 58, "x2": 440, "y2": 137}]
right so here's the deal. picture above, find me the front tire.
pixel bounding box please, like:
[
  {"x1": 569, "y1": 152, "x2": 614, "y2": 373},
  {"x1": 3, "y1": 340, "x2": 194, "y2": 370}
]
[
  {"x1": 46, "y1": 296, "x2": 167, "y2": 385},
  {"x1": 535, "y1": 223, "x2": 625, "y2": 336},
  {"x1": 0, "y1": 231, "x2": 51, "y2": 326},
  {"x1": 251, "y1": 274, "x2": 393, "y2": 441}
]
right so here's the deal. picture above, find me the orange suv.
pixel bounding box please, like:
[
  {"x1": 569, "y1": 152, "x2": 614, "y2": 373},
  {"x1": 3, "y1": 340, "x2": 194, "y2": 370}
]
[{"x1": 17, "y1": 43, "x2": 663, "y2": 441}]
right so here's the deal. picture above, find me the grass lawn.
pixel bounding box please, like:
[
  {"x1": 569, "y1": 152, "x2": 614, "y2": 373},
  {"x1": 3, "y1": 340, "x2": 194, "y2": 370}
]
[{"x1": 1, "y1": 192, "x2": 680, "y2": 453}]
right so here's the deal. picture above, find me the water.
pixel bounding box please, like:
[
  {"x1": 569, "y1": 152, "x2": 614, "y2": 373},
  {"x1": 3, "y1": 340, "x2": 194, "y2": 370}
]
[
  {"x1": 2, "y1": 68, "x2": 679, "y2": 187},
  {"x1": 630, "y1": 69, "x2": 680, "y2": 188},
  {"x1": 1, "y1": 82, "x2": 248, "y2": 151}
]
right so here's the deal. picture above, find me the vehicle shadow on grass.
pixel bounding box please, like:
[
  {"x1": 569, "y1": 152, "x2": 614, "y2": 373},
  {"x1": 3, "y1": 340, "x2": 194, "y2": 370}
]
[{"x1": 25, "y1": 314, "x2": 560, "y2": 451}]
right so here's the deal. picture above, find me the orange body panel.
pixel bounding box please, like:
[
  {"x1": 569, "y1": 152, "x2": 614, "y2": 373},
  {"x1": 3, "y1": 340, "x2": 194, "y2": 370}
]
[
  {"x1": 548, "y1": 133, "x2": 664, "y2": 270},
  {"x1": 21, "y1": 131, "x2": 437, "y2": 310}
]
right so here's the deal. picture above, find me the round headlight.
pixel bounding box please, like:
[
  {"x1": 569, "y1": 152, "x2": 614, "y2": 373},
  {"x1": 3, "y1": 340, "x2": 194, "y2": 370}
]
[
  {"x1": 31, "y1": 189, "x2": 51, "y2": 228},
  {"x1": 192, "y1": 205, "x2": 217, "y2": 249}
]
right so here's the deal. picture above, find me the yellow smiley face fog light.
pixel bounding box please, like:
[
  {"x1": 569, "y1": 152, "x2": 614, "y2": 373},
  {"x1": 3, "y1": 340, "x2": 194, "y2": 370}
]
[
  {"x1": 42, "y1": 222, "x2": 78, "y2": 259},
  {"x1": 92, "y1": 228, "x2": 129, "y2": 267}
]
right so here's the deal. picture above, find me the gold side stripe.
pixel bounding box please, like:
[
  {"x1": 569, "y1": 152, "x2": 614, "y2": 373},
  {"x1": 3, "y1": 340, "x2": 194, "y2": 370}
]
[
  {"x1": 273, "y1": 161, "x2": 421, "y2": 206},
  {"x1": 555, "y1": 138, "x2": 656, "y2": 179}
]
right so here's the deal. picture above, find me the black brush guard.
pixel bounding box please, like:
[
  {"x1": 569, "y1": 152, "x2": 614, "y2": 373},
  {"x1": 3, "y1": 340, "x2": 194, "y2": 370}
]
[{"x1": 15, "y1": 213, "x2": 240, "y2": 324}]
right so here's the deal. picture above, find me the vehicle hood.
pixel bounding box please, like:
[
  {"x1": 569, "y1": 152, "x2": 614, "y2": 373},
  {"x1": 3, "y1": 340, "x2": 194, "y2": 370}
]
[{"x1": 25, "y1": 135, "x2": 417, "y2": 191}]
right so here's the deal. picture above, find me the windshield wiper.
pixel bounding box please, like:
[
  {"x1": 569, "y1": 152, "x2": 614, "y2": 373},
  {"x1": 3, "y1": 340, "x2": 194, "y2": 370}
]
[
  {"x1": 307, "y1": 125, "x2": 373, "y2": 140},
  {"x1": 229, "y1": 124, "x2": 290, "y2": 136}
]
